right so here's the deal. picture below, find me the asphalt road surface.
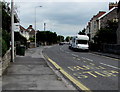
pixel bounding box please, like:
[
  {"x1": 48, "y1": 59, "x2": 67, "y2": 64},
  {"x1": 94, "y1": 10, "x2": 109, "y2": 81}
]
[{"x1": 43, "y1": 45, "x2": 120, "y2": 92}]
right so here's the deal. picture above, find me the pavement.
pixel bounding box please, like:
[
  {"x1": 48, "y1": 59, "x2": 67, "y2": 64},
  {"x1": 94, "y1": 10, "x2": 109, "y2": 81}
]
[
  {"x1": 2, "y1": 46, "x2": 76, "y2": 91},
  {"x1": 91, "y1": 51, "x2": 120, "y2": 60}
]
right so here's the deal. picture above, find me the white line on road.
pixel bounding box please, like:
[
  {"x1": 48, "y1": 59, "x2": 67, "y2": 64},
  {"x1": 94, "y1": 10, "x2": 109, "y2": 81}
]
[
  {"x1": 100, "y1": 63, "x2": 120, "y2": 70},
  {"x1": 71, "y1": 54, "x2": 79, "y2": 57},
  {"x1": 66, "y1": 52, "x2": 70, "y2": 54},
  {"x1": 60, "y1": 48, "x2": 64, "y2": 52},
  {"x1": 82, "y1": 57, "x2": 93, "y2": 62}
]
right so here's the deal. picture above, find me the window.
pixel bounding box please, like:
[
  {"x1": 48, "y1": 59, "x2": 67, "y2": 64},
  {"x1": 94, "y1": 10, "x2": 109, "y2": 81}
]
[
  {"x1": 113, "y1": 18, "x2": 118, "y2": 22},
  {"x1": 77, "y1": 40, "x2": 88, "y2": 44}
]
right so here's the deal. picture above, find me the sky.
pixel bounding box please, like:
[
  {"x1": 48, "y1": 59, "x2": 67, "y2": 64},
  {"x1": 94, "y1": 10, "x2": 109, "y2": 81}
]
[{"x1": 5, "y1": 0, "x2": 119, "y2": 37}]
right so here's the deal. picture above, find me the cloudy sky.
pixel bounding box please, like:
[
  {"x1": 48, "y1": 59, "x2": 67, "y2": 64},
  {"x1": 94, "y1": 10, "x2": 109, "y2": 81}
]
[{"x1": 6, "y1": 0, "x2": 119, "y2": 37}]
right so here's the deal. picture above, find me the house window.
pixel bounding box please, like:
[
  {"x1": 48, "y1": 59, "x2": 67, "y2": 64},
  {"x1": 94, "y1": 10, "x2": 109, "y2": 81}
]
[
  {"x1": 21, "y1": 30, "x2": 23, "y2": 33},
  {"x1": 29, "y1": 29, "x2": 32, "y2": 31},
  {"x1": 113, "y1": 18, "x2": 118, "y2": 22}
]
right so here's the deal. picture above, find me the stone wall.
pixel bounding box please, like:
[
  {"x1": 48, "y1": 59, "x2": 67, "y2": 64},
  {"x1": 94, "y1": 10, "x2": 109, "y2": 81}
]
[
  {"x1": 100, "y1": 8, "x2": 118, "y2": 28},
  {"x1": 102, "y1": 44, "x2": 120, "y2": 54},
  {"x1": 1, "y1": 49, "x2": 11, "y2": 75}
]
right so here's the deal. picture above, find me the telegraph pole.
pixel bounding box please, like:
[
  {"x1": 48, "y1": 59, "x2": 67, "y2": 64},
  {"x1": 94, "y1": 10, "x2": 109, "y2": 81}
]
[
  {"x1": 11, "y1": 0, "x2": 14, "y2": 62},
  {"x1": 44, "y1": 23, "x2": 46, "y2": 31}
]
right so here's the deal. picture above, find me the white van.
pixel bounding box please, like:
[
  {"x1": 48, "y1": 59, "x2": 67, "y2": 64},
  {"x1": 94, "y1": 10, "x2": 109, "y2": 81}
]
[{"x1": 69, "y1": 35, "x2": 89, "y2": 51}]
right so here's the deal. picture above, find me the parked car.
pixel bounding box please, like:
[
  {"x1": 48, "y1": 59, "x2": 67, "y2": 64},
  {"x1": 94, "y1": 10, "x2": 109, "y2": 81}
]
[{"x1": 59, "y1": 42, "x2": 64, "y2": 45}]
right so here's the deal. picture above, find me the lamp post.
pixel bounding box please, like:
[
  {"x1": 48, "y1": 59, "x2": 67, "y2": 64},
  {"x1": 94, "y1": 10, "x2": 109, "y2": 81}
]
[
  {"x1": 35, "y1": 6, "x2": 42, "y2": 47},
  {"x1": 11, "y1": 0, "x2": 14, "y2": 62}
]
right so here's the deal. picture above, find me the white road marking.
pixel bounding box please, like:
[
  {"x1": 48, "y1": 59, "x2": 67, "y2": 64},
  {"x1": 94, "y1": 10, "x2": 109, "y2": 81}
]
[
  {"x1": 77, "y1": 58, "x2": 81, "y2": 61},
  {"x1": 66, "y1": 52, "x2": 70, "y2": 54},
  {"x1": 72, "y1": 54, "x2": 79, "y2": 57},
  {"x1": 60, "y1": 48, "x2": 64, "y2": 52},
  {"x1": 100, "y1": 63, "x2": 120, "y2": 70},
  {"x1": 82, "y1": 57, "x2": 93, "y2": 62}
]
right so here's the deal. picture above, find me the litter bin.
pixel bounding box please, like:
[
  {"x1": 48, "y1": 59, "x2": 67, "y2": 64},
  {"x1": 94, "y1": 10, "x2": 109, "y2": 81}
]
[{"x1": 20, "y1": 45, "x2": 25, "y2": 56}]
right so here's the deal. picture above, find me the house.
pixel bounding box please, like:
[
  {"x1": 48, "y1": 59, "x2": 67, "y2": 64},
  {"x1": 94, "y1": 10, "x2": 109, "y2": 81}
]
[
  {"x1": 19, "y1": 25, "x2": 36, "y2": 41},
  {"x1": 19, "y1": 25, "x2": 29, "y2": 40},
  {"x1": 85, "y1": 2, "x2": 118, "y2": 42},
  {"x1": 26, "y1": 25, "x2": 35, "y2": 38},
  {"x1": 85, "y1": 11, "x2": 106, "y2": 42},
  {"x1": 85, "y1": 22, "x2": 92, "y2": 40},
  {"x1": 98, "y1": 7, "x2": 118, "y2": 29}
]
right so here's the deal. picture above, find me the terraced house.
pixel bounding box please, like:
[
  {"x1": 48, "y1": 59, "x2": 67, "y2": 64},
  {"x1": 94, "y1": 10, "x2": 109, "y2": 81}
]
[{"x1": 85, "y1": 2, "x2": 118, "y2": 43}]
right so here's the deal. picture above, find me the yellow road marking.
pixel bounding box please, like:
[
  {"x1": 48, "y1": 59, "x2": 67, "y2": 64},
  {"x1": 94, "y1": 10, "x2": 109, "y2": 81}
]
[{"x1": 44, "y1": 55, "x2": 92, "y2": 92}]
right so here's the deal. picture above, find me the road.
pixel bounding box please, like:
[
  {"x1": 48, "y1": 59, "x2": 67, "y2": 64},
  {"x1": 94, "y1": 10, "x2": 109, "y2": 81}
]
[{"x1": 43, "y1": 44, "x2": 119, "y2": 91}]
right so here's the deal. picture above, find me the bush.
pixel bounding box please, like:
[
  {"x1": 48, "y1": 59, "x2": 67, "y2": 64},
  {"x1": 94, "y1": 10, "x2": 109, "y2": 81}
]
[
  {"x1": 2, "y1": 29, "x2": 10, "y2": 48},
  {"x1": 1, "y1": 29, "x2": 10, "y2": 57},
  {"x1": 29, "y1": 37, "x2": 35, "y2": 42},
  {"x1": 2, "y1": 39, "x2": 8, "y2": 57},
  {"x1": 0, "y1": 38, "x2": 2, "y2": 57}
]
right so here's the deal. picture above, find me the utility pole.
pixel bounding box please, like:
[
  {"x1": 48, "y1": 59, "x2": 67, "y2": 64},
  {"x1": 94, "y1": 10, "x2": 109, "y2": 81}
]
[
  {"x1": 11, "y1": 0, "x2": 14, "y2": 62},
  {"x1": 44, "y1": 23, "x2": 46, "y2": 31}
]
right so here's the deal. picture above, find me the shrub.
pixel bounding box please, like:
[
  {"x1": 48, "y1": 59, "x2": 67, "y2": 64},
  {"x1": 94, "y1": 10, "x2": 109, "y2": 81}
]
[{"x1": 2, "y1": 39, "x2": 8, "y2": 57}]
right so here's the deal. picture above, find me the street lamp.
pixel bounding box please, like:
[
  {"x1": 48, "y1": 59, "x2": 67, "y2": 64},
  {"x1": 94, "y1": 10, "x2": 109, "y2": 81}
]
[{"x1": 35, "y1": 6, "x2": 42, "y2": 47}]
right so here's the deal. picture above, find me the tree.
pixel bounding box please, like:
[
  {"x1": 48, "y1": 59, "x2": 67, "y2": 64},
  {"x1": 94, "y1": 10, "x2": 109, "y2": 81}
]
[
  {"x1": 29, "y1": 37, "x2": 35, "y2": 42},
  {"x1": 94, "y1": 20, "x2": 118, "y2": 44},
  {"x1": 36, "y1": 31, "x2": 58, "y2": 45},
  {"x1": 78, "y1": 28, "x2": 86, "y2": 35},
  {"x1": 57, "y1": 35, "x2": 64, "y2": 42},
  {"x1": 65, "y1": 36, "x2": 71, "y2": 42},
  {"x1": 0, "y1": 1, "x2": 20, "y2": 56}
]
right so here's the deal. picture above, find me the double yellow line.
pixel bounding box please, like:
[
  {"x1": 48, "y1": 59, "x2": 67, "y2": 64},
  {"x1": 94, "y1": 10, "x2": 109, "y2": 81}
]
[{"x1": 44, "y1": 55, "x2": 92, "y2": 92}]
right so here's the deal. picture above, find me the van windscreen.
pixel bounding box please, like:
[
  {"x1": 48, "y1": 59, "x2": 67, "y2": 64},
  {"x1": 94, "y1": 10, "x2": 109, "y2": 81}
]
[{"x1": 77, "y1": 40, "x2": 87, "y2": 44}]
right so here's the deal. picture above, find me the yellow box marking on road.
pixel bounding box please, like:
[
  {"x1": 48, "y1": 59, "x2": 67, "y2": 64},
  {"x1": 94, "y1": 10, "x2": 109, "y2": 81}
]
[
  {"x1": 83, "y1": 71, "x2": 97, "y2": 78},
  {"x1": 68, "y1": 65, "x2": 106, "y2": 71},
  {"x1": 68, "y1": 67, "x2": 75, "y2": 71},
  {"x1": 67, "y1": 64, "x2": 119, "y2": 79},
  {"x1": 45, "y1": 55, "x2": 91, "y2": 92},
  {"x1": 71, "y1": 70, "x2": 119, "y2": 79}
]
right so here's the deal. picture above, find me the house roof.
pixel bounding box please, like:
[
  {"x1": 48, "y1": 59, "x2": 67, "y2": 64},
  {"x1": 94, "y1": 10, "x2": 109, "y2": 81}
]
[
  {"x1": 89, "y1": 11, "x2": 106, "y2": 22},
  {"x1": 95, "y1": 11, "x2": 106, "y2": 18},
  {"x1": 29, "y1": 30, "x2": 35, "y2": 35},
  {"x1": 19, "y1": 25, "x2": 28, "y2": 32},
  {"x1": 26, "y1": 25, "x2": 35, "y2": 35},
  {"x1": 98, "y1": 7, "x2": 117, "y2": 20},
  {"x1": 19, "y1": 25, "x2": 36, "y2": 35}
]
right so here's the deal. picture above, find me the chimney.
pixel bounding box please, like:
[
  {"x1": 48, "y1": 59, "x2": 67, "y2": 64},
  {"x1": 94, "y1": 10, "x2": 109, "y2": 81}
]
[
  {"x1": 109, "y1": 2, "x2": 118, "y2": 10},
  {"x1": 29, "y1": 25, "x2": 32, "y2": 28}
]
